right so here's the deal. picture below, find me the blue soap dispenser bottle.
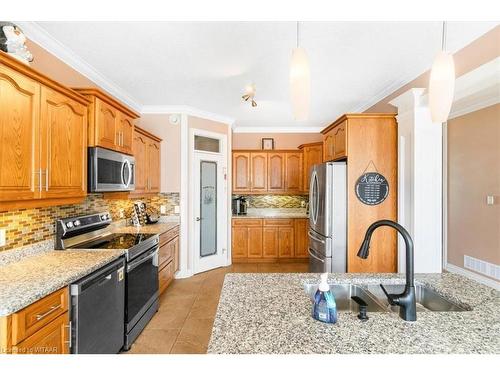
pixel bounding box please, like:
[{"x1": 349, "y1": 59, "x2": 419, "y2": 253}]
[{"x1": 312, "y1": 273, "x2": 337, "y2": 324}]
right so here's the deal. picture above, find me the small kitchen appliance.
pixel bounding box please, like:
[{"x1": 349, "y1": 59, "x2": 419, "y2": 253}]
[
  {"x1": 88, "y1": 147, "x2": 135, "y2": 192},
  {"x1": 232, "y1": 196, "x2": 248, "y2": 215}
]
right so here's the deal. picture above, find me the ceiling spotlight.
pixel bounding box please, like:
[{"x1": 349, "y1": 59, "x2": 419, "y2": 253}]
[{"x1": 242, "y1": 84, "x2": 257, "y2": 107}]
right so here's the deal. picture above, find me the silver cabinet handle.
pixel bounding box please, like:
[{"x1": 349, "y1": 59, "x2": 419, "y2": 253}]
[
  {"x1": 38, "y1": 169, "x2": 43, "y2": 192},
  {"x1": 45, "y1": 169, "x2": 48, "y2": 192},
  {"x1": 308, "y1": 248, "x2": 325, "y2": 263},
  {"x1": 308, "y1": 231, "x2": 326, "y2": 244},
  {"x1": 64, "y1": 321, "x2": 72, "y2": 349},
  {"x1": 36, "y1": 304, "x2": 61, "y2": 321}
]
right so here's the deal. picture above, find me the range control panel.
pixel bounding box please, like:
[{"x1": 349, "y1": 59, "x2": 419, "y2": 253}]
[{"x1": 59, "y1": 212, "x2": 112, "y2": 232}]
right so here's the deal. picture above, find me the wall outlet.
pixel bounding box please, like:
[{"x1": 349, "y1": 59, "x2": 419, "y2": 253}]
[
  {"x1": 174, "y1": 205, "x2": 180, "y2": 214},
  {"x1": 301, "y1": 200, "x2": 306, "y2": 208},
  {"x1": 0, "y1": 229, "x2": 6, "y2": 247},
  {"x1": 486, "y1": 196, "x2": 495, "y2": 205},
  {"x1": 119, "y1": 209, "x2": 125, "y2": 219},
  {"x1": 160, "y1": 205, "x2": 167, "y2": 214}
]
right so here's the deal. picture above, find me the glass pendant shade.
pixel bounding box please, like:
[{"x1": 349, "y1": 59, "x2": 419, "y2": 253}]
[
  {"x1": 429, "y1": 51, "x2": 455, "y2": 123},
  {"x1": 290, "y1": 47, "x2": 311, "y2": 121}
]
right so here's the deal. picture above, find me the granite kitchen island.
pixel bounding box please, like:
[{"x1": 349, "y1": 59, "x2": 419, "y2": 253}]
[{"x1": 208, "y1": 273, "x2": 500, "y2": 354}]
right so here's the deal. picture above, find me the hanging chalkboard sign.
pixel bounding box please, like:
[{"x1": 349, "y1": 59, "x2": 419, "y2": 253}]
[{"x1": 355, "y1": 172, "x2": 389, "y2": 206}]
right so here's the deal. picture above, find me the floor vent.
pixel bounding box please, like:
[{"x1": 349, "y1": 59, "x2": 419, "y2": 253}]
[{"x1": 464, "y1": 255, "x2": 500, "y2": 281}]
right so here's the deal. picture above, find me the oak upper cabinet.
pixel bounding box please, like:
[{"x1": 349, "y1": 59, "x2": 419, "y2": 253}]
[
  {"x1": 250, "y1": 153, "x2": 268, "y2": 191},
  {"x1": 285, "y1": 152, "x2": 302, "y2": 192},
  {"x1": 299, "y1": 142, "x2": 323, "y2": 193},
  {"x1": 323, "y1": 132, "x2": 335, "y2": 162},
  {"x1": 322, "y1": 120, "x2": 347, "y2": 161},
  {"x1": 0, "y1": 63, "x2": 40, "y2": 203},
  {"x1": 267, "y1": 153, "x2": 285, "y2": 191},
  {"x1": 294, "y1": 218, "x2": 309, "y2": 258},
  {"x1": 232, "y1": 152, "x2": 251, "y2": 192},
  {"x1": 74, "y1": 88, "x2": 139, "y2": 155},
  {"x1": 0, "y1": 52, "x2": 89, "y2": 210},
  {"x1": 132, "y1": 126, "x2": 162, "y2": 196},
  {"x1": 39, "y1": 86, "x2": 87, "y2": 199}
]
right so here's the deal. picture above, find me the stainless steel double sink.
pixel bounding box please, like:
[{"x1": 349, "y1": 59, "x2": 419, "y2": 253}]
[{"x1": 304, "y1": 283, "x2": 469, "y2": 314}]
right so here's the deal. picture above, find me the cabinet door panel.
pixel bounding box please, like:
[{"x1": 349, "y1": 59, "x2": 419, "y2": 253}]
[
  {"x1": 250, "y1": 153, "x2": 268, "y2": 191},
  {"x1": 132, "y1": 132, "x2": 148, "y2": 194},
  {"x1": 333, "y1": 121, "x2": 347, "y2": 159},
  {"x1": 40, "y1": 87, "x2": 87, "y2": 198},
  {"x1": 232, "y1": 227, "x2": 248, "y2": 258},
  {"x1": 262, "y1": 227, "x2": 278, "y2": 258},
  {"x1": 118, "y1": 113, "x2": 134, "y2": 155},
  {"x1": 267, "y1": 153, "x2": 285, "y2": 191},
  {"x1": 323, "y1": 133, "x2": 334, "y2": 162},
  {"x1": 95, "y1": 98, "x2": 118, "y2": 150},
  {"x1": 0, "y1": 65, "x2": 40, "y2": 201},
  {"x1": 278, "y1": 227, "x2": 294, "y2": 258},
  {"x1": 294, "y1": 219, "x2": 309, "y2": 258},
  {"x1": 285, "y1": 152, "x2": 302, "y2": 191},
  {"x1": 247, "y1": 227, "x2": 263, "y2": 258},
  {"x1": 232, "y1": 152, "x2": 250, "y2": 192},
  {"x1": 148, "y1": 140, "x2": 161, "y2": 192},
  {"x1": 302, "y1": 144, "x2": 323, "y2": 193}
]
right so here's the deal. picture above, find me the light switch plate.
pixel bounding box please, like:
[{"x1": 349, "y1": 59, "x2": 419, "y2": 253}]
[
  {"x1": 160, "y1": 205, "x2": 167, "y2": 214},
  {"x1": 0, "y1": 229, "x2": 6, "y2": 247},
  {"x1": 174, "y1": 205, "x2": 180, "y2": 214},
  {"x1": 486, "y1": 196, "x2": 495, "y2": 205}
]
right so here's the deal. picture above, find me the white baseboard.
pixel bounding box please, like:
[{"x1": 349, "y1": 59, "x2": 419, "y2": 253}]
[
  {"x1": 445, "y1": 263, "x2": 500, "y2": 290},
  {"x1": 174, "y1": 269, "x2": 194, "y2": 279}
]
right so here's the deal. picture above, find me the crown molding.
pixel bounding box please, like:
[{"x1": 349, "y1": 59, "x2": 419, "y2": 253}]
[
  {"x1": 17, "y1": 21, "x2": 142, "y2": 113},
  {"x1": 232, "y1": 126, "x2": 323, "y2": 134},
  {"x1": 141, "y1": 105, "x2": 235, "y2": 126}
]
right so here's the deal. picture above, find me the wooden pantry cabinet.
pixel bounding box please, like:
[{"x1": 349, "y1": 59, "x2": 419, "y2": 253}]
[
  {"x1": 299, "y1": 142, "x2": 323, "y2": 193},
  {"x1": 132, "y1": 126, "x2": 162, "y2": 196},
  {"x1": 73, "y1": 87, "x2": 139, "y2": 155},
  {"x1": 232, "y1": 150, "x2": 303, "y2": 194},
  {"x1": 232, "y1": 218, "x2": 308, "y2": 262},
  {"x1": 0, "y1": 51, "x2": 88, "y2": 211},
  {"x1": 0, "y1": 287, "x2": 70, "y2": 354}
]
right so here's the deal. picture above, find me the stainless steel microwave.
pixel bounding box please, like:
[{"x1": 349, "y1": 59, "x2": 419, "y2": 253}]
[{"x1": 88, "y1": 147, "x2": 135, "y2": 192}]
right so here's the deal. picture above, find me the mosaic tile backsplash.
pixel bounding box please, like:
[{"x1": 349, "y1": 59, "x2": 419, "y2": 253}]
[
  {"x1": 236, "y1": 195, "x2": 309, "y2": 209},
  {"x1": 0, "y1": 193, "x2": 179, "y2": 251}
]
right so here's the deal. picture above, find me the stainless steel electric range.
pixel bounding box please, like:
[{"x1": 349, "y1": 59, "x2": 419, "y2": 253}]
[{"x1": 55, "y1": 212, "x2": 159, "y2": 352}]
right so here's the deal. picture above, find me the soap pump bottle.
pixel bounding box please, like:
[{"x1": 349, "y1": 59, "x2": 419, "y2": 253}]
[{"x1": 312, "y1": 273, "x2": 337, "y2": 324}]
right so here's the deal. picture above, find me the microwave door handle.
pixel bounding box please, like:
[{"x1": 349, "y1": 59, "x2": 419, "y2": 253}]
[
  {"x1": 121, "y1": 159, "x2": 131, "y2": 188},
  {"x1": 125, "y1": 159, "x2": 132, "y2": 187}
]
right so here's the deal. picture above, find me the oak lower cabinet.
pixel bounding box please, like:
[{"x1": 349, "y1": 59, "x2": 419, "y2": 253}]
[
  {"x1": 232, "y1": 218, "x2": 308, "y2": 262},
  {"x1": 132, "y1": 126, "x2": 162, "y2": 196},
  {"x1": 0, "y1": 288, "x2": 70, "y2": 354},
  {"x1": 74, "y1": 88, "x2": 139, "y2": 155},
  {"x1": 158, "y1": 226, "x2": 180, "y2": 295},
  {"x1": 0, "y1": 51, "x2": 89, "y2": 211}
]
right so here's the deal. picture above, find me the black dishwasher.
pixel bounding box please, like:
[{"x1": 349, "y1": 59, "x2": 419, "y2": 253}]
[{"x1": 70, "y1": 257, "x2": 125, "y2": 354}]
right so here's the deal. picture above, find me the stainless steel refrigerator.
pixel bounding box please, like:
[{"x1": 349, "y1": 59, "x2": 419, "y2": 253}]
[{"x1": 308, "y1": 161, "x2": 347, "y2": 273}]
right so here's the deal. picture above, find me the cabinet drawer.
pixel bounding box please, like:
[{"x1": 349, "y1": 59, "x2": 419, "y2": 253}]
[
  {"x1": 159, "y1": 261, "x2": 174, "y2": 295},
  {"x1": 11, "y1": 288, "x2": 68, "y2": 345},
  {"x1": 263, "y1": 219, "x2": 294, "y2": 227},
  {"x1": 159, "y1": 238, "x2": 176, "y2": 267},
  {"x1": 159, "y1": 226, "x2": 179, "y2": 246},
  {"x1": 232, "y1": 219, "x2": 263, "y2": 227}
]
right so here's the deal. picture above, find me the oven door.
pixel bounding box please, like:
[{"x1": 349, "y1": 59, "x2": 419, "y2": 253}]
[
  {"x1": 89, "y1": 147, "x2": 135, "y2": 192},
  {"x1": 125, "y1": 246, "x2": 159, "y2": 332}
]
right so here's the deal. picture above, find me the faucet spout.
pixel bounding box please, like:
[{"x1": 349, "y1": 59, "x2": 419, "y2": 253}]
[{"x1": 357, "y1": 220, "x2": 417, "y2": 321}]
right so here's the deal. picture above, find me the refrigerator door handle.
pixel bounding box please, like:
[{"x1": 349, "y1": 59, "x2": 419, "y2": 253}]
[
  {"x1": 310, "y1": 170, "x2": 320, "y2": 225},
  {"x1": 308, "y1": 248, "x2": 325, "y2": 263},
  {"x1": 308, "y1": 230, "x2": 326, "y2": 244}
]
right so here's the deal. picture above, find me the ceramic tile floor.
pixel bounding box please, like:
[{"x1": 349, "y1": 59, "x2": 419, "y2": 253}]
[{"x1": 127, "y1": 262, "x2": 309, "y2": 354}]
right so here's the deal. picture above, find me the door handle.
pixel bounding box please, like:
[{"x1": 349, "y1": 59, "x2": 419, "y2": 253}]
[
  {"x1": 45, "y1": 169, "x2": 48, "y2": 191},
  {"x1": 195, "y1": 217, "x2": 202, "y2": 221},
  {"x1": 308, "y1": 248, "x2": 325, "y2": 263},
  {"x1": 36, "y1": 304, "x2": 61, "y2": 321},
  {"x1": 308, "y1": 231, "x2": 326, "y2": 244}
]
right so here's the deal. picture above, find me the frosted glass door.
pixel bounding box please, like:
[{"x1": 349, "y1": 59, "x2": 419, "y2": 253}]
[{"x1": 200, "y1": 160, "x2": 217, "y2": 257}]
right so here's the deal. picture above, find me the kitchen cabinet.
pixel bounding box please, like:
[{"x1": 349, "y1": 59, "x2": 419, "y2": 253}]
[
  {"x1": 0, "y1": 287, "x2": 70, "y2": 354},
  {"x1": 232, "y1": 218, "x2": 307, "y2": 262},
  {"x1": 294, "y1": 218, "x2": 309, "y2": 258},
  {"x1": 285, "y1": 152, "x2": 303, "y2": 192},
  {"x1": 131, "y1": 126, "x2": 162, "y2": 196},
  {"x1": 267, "y1": 153, "x2": 285, "y2": 191},
  {"x1": 299, "y1": 142, "x2": 323, "y2": 193},
  {"x1": 232, "y1": 152, "x2": 251, "y2": 192},
  {"x1": 321, "y1": 113, "x2": 398, "y2": 273},
  {"x1": 73, "y1": 87, "x2": 139, "y2": 155},
  {"x1": 0, "y1": 52, "x2": 89, "y2": 211},
  {"x1": 250, "y1": 153, "x2": 268, "y2": 191},
  {"x1": 158, "y1": 226, "x2": 180, "y2": 295}
]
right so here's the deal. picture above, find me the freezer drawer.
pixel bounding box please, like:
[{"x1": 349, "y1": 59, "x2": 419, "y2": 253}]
[{"x1": 308, "y1": 248, "x2": 332, "y2": 273}]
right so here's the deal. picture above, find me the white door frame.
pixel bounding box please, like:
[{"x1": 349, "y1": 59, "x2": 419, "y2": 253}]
[{"x1": 189, "y1": 128, "x2": 230, "y2": 274}]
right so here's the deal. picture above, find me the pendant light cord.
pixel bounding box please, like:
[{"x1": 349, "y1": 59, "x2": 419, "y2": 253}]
[
  {"x1": 441, "y1": 21, "x2": 447, "y2": 52},
  {"x1": 296, "y1": 21, "x2": 299, "y2": 48}
]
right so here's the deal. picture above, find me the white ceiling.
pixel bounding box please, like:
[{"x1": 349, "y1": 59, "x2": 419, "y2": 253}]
[{"x1": 24, "y1": 21, "x2": 498, "y2": 130}]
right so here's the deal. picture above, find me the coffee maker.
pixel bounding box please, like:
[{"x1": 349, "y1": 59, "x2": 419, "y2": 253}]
[{"x1": 232, "y1": 196, "x2": 248, "y2": 215}]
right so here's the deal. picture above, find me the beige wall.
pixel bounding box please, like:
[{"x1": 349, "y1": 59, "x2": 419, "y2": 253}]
[
  {"x1": 365, "y1": 26, "x2": 500, "y2": 113},
  {"x1": 232, "y1": 132, "x2": 322, "y2": 150},
  {"x1": 139, "y1": 114, "x2": 181, "y2": 193},
  {"x1": 447, "y1": 104, "x2": 500, "y2": 277}
]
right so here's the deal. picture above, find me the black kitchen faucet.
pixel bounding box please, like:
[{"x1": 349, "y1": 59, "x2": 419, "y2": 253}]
[{"x1": 357, "y1": 220, "x2": 417, "y2": 321}]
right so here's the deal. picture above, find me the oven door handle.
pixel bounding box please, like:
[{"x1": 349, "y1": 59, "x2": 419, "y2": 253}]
[
  {"x1": 308, "y1": 248, "x2": 325, "y2": 263},
  {"x1": 127, "y1": 249, "x2": 158, "y2": 272}
]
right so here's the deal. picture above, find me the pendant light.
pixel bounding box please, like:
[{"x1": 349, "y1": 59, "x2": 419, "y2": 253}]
[
  {"x1": 290, "y1": 21, "x2": 311, "y2": 121},
  {"x1": 429, "y1": 21, "x2": 456, "y2": 123}
]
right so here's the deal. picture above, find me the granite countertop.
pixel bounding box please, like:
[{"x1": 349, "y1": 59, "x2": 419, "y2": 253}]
[
  {"x1": 208, "y1": 273, "x2": 500, "y2": 354},
  {"x1": 0, "y1": 241, "x2": 125, "y2": 316},
  {"x1": 233, "y1": 208, "x2": 308, "y2": 219}
]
